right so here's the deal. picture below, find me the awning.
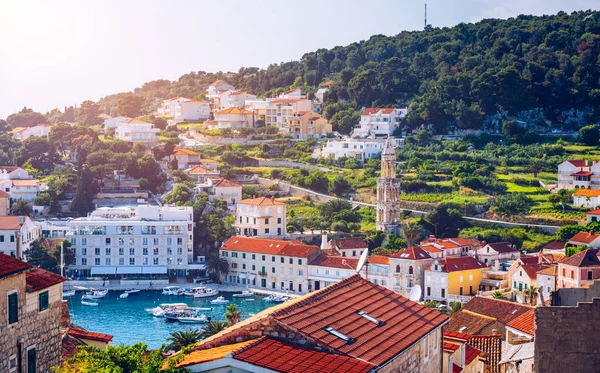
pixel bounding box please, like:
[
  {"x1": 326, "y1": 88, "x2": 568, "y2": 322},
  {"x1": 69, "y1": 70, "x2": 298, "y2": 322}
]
[
  {"x1": 239, "y1": 273, "x2": 247, "y2": 279},
  {"x1": 90, "y1": 267, "x2": 116, "y2": 275},
  {"x1": 117, "y1": 266, "x2": 143, "y2": 274},
  {"x1": 142, "y1": 266, "x2": 168, "y2": 274}
]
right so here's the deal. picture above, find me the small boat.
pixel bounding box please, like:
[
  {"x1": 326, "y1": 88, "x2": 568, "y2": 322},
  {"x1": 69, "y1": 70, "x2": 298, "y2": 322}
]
[
  {"x1": 184, "y1": 287, "x2": 219, "y2": 298},
  {"x1": 124, "y1": 289, "x2": 140, "y2": 295},
  {"x1": 81, "y1": 300, "x2": 99, "y2": 307},
  {"x1": 210, "y1": 296, "x2": 229, "y2": 305},
  {"x1": 194, "y1": 307, "x2": 214, "y2": 311},
  {"x1": 119, "y1": 293, "x2": 129, "y2": 299},
  {"x1": 245, "y1": 298, "x2": 256, "y2": 302},
  {"x1": 162, "y1": 286, "x2": 181, "y2": 295},
  {"x1": 263, "y1": 294, "x2": 278, "y2": 302},
  {"x1": 263, "y1": 294, "x2": 289, "y2": 303},
  {"x1": 232, "y1": 290, "x2": 253, "y2": 298},
  {"x1": 83, "y1": 289, "x2": 108, "y2": 299},
  {"x1": 145, "y1": 303, "x2": 189, "y2": 316},
  {"x1": 273, "y1": 296, "x2": 290, "y2": 303},
  {"x1": 63, "y1": 290, "x2": 76, "y2": 297},
  {"x1": 177, "y1": 310, "x2": 209, "y2": 324},
  {"x1": 164, "y1": 308, "x2": 194, "y2": 322}
]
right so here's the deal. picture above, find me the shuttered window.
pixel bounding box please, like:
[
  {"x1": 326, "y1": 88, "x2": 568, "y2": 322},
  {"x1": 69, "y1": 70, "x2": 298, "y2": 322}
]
[
  {"x1": 8, "y1": 292, "x2": 18, "y2": 324},
  {"x1": 27, "y1": 348, "x2": 36, "y2": 373},
  {"x1": 39, "y1": 291, "x2": 49, "y2": 312}
]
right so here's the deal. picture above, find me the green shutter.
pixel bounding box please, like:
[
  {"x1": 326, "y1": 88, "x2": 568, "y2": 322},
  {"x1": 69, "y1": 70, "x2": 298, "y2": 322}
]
[
  {"x1": 39, "y1": 291, "x2": 49, "y2": 312},
  {"x1": 8, "y1": 292, "x2": 18, "y2": 324},
  {"x1": 27, "y1": 348, "x2": 36, "y2": 373}
]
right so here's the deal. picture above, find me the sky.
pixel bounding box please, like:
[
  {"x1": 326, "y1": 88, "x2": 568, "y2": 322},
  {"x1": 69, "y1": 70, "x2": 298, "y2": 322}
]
[{"x1": 0, "y1": 0, "x2": 598, "y2": 119}]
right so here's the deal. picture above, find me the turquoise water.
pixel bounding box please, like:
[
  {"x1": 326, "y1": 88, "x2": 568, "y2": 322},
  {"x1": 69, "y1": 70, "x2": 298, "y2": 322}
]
[{"x1": 66, "y1": 291, "x2": 273, "y2": 348}]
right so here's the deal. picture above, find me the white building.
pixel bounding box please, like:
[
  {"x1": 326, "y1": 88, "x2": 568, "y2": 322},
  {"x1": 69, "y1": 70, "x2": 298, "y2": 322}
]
[
  {"x1": 475, "y1": 242, "x2": 519, "y2": 265},
  {"x1": 0, "y1": 167, "x2": 47, "y2": 203},
  {"x1": 36, "y1": 219, "x2": 70, "y2": 238},
  {"x1": 206, "y1": 80, "x2": 235, "y2": 100},
  {"x1": 352, "y1": 108, "x2": 408, "y2": 138},
  {"x1": 389, "y1": 246, "x2": 435, "y2": 298},
  {"x1": 66, "y1": 205, "x2": 193, "y2": 278},
  {"x1": 115, "y1": 119, "x2": 160, "y2": 146},
  {"x1": 103, "y1": 116, "x2": 130, "y2": 130},
  {"x1": 168, "y1": 148, "x2": 201, "y2": 170},
  {"x1": 11, "y1": 124, "x2": 51, "y2": 140},
  {"x1": 320, "y1": 137, "x2": 403, "y2": 164},
  {"x1": 219, "y1": 91, "x2": 257, "y2": 109},
  {"x1": 0, "y1": 216, "x2": 41, "y2": 258},
  {"x1": 536, "y1": 266, "x2": 557, "y2": 304},
  {"x1": 219, "y1": 236, "x2": 320, "y2": 293},
  {"x1": 557, "y1": 160, "x2": 600, "y2": 190},
  {"x1": 208, "y1": 107, "x2": 254, "y2": 129},
  {"x1": 573, "y1": 189, "x2": 600, "y2": 208},
  {"x1": 208, "y1": 178, "x2": 242, "y2": 209},
  {"x1": 180, "y1": 101, "x2": 211, "y2": 121},
  {"x1": 308, "y1": 254, "x2": 358, "y2": 291},
  {"x1": 234, "y1": 197, "x2": 286, "y2": 238},
  {"x1": 157, "y1": 97, "x2": 190, "y2": 117},
  {"x1": 264, "y1": 99, "x2": 312, "y2": 129}
]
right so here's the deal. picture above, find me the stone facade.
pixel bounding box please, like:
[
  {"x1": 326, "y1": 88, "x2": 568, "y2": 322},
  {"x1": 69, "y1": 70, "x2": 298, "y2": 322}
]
[
  {"x1": 535, "y1": 298, "x2": 600, "y2": 373},
  {"x1": 0, "y1": 272, "x2": 62, "y2": 373},
  {"x1": 378, "y1": 329, "x2": 443, "y2": 373},
  {"x1": 376, "y1": 136, "x2": 401, "y2": 234},
  {"x1": 390, "y1": 256, "x2": 435, "y2": 298}
]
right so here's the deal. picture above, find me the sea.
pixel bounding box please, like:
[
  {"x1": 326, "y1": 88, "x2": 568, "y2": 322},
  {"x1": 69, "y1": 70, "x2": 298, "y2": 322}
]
[{"x1": 66, "y1": 290, "x2": 274, "y2": 348}]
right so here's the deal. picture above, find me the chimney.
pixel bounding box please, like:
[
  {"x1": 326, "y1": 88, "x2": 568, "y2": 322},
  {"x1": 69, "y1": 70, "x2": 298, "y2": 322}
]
[
  {"x1": 321, "y1": 233, "x2": 328, "y2": 251},
  {"x1": 538, "y1": 250, "x2": 543, "y2": 264},
  {"x1": 18, "y1": 216, "x2": 23, "y2": 225}
]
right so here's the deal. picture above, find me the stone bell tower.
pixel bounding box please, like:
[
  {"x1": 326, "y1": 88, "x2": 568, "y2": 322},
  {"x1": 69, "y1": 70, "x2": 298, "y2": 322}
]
[{"x1": 376, "y1": 136, "x2": 401, "y2": 235}]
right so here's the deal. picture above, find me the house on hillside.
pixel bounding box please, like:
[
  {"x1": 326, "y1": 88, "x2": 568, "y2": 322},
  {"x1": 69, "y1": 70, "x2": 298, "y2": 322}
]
[
  {"x1": 573, "y1": 188, "x2": 600, "y2": 208},
  {"x1": 352, "y1": 108, "x2": 408, "y2": 137},
  {"x1": 233, "y1": 197, "x2": 286, "y2": 238},
  {"x1": 510, "y1": 261, "x2": 551, "y2": 304},
  {"x1": 557, "y1": 160, "x2": 600, "y2": 190},
  {"x1": 390, "y1": 246, "x2": 435, "y2": 298},
  {"x1": 219, "y1": 90, "x2": 257, "y2": 109},
  {"x1": 208, "y1": 107, "x2": 253, "y2": 129},
  {"x1": 11, "y1": 124, "x2": 51, "y2": 140},
  {"x1": 475, "y1": 242, "x2": 519, "y2": 265},
  {"x1": 208, "y1": 178, "x2": 242, "y2": 209},
  {"x1": 567, "y1": 231, "x2": 600, "y2": 249},
  {"x1": 557, "y1": 248, "x2": 600, "y2": 288},
  {"x1": 328, "y1": 237, "x2": 368, "y2": 257},
  {"x1": 167, "y1": 148, "x2": 201, "y2": 170},
  {"x1": 308, "y1": 254, "x2": 358, "y2": 290},
  {"x1": 424, "y1": 256, "x2": 488, "y2": 304},
  {"x1": 103, "y1": 116, "x2": 130, "y2": 130},
  {"x1": 115, "y1": 119, "x2": 160, "y2": 146},
  {"x1": 206, "y1": 80, "x2": 235, "y2": 100},
  {"x1": 284, "y1": 110, "x2": 331, "y2": 139}
]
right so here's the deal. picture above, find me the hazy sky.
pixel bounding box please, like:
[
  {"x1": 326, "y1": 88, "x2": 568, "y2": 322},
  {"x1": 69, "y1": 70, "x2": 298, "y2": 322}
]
[{"x1": 0, "y1": 0, "x2": 598, "y2": 119}]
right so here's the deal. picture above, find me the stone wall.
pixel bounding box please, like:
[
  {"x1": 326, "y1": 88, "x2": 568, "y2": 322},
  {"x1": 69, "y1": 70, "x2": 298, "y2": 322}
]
[
  {"x1": 378, "y1": 328, "x2": 443, "y2": 373},
  {"x1": 535, "y1": 298, "x2": 600, "y2": 373},
  {"x1": 0, "y1": 273, "x2": 62, "y2": 373},
  {"x1": 553, "y1": 279, "x2": 600, "y2": 306}
]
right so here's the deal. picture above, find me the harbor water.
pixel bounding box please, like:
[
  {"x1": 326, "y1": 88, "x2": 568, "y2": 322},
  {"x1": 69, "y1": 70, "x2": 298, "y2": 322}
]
[{"x1": 66, "y1": 290, "x2": 274, "y2": 348}]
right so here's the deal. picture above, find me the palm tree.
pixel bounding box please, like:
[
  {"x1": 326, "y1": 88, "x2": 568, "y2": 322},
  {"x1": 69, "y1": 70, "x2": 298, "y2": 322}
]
[
  {"x1": 423, "y1": 300, "x2": 439, "y2": 309},
  {"x1": 224, "y1": 304, "x2": 241, "y2": 326},
  {"x1": 201, "y1": 320, "x2": 227, "y2": 338},
  {"x1": 165, "y1": 329, "x2": 202, "y2": 352},
  {"x1": 402, "y1": 221, "x2": 422, "y2": 248},
  {"x1": 492, "y1": 290, "x2": 507, "y2": 300},
  {"x1": 10, "y1": 198, "x2": 33, "y2": 217},
  {"x1": 206, "y1": 252, "x2": 230, "y2": 282},
  {"x1": 447, "y1": 301, "x2": 462, "y2": 316},
  {"x1": 525, "y1": 286, "x2": 538, "y2": 306}
]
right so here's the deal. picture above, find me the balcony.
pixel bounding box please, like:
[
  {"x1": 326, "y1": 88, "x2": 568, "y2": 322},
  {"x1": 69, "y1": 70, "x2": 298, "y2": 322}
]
[{"x1": 258, "y1": 271, "x2": 267, "y2": 277}]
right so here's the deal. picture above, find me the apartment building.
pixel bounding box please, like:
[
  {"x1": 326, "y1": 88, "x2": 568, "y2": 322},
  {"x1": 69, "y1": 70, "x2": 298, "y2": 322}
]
[
  {"x1": 219, "y1": 237, "x2": 320, "y2": 293},
  {"x1": 0, "y1": 166, "x2": 47, "y2": 203},
  {"x1": 264, "y1": 98, "x2": 312, "y2": 129},
  {"x1": 157, "y1": 97, "x2": 191, "y2": 117},
  {"x1": 115, "y1": 119, "x2": 160, "y2": 146},
  {"x1": 219, "y1": 91, "x2": 257, "y2": 109},
  {"x1": 284, "y1": 110, "x2": 331, "y2": 139},
  {"x1": 157, "y1": 97, "x2": 210, "y2": 122},
  {"x1": 234, "y1": 197, "x2": 286, "y2": 238},
  {"x1": 352, "y1": 107, "x2": 408, "y2": 137},
  {"x1": 0, "y1": 254, "x2": 65, "y2": 373},
  {"x1": 0, "y1": 216, "x2": 41, "y2": 258},
  {"x1": 208, "y1": 178, "x2": 242, "y2": 209},
  {"x1": 320, "y1": 137, "x2": 403, "y2": 163},
  {"x1": 206, "y1": 80, "x2": 235, "y2": 100},
  {"x1": 390, "y1": 246, "x2": 436, "y2": 298},
  {"x1": 66, "y1": 205, "x2": 193, "y2": 278},
  {"x1": 424, "y1": 256, "x2": 488, "y2": 304},
  {"x1": 208, "y1": 107, "x2": 254, "y2": 129}
]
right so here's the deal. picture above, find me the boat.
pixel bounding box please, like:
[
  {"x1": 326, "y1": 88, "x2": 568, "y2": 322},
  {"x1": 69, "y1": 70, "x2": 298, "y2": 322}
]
[
  {"x1": 195, "y1": 307, "x2": 214, "y2": 311},
  {"x1": 232, "y1": 290, "x2": 253, "y2": 298},
  {"x1": 187, "y1": 287, "x2": 219, "y2": 298},
  {"x1": 273, "y1": 296, "x2": 290, "y2": 303},
  {"x1": 63, "y1": 290, "x2": 76, "y2": 297},
  {"x1": 176, "y1": 310, "x2": 209, "y2": 324},
  {"x1": 263, "y1": 294, "x2": 278, "y2": 302},
  {"x1": 164, "y1": 308, "x2": 194, "y2": 322},
  {"x1": 119, "y1": 293, "x2": 129, "y2": 299},
  {"x1": 210, "y1": 296, "x2": 229, "y2": 305},
  {"x1": 82, "y1": 289, "x2": 108, "y2": 299},
  {"x1": 145, "y1": 303, "x2": 189, "y2": 316},
  {"x1": 245, "y1": 298, "x2": 256, "y2": 302},
  {"x1": 162, "y1": 286, "x2": 181, "y2": 295},
  {"x1": 124, "y1": 289, "x2": 140, "y2": 295},
  {"x1": 81, "y1": 300, "x2": 99, "y2": 307},
  {"x1": 263, "y1": 294, "x2": 289, "y2": 303}
]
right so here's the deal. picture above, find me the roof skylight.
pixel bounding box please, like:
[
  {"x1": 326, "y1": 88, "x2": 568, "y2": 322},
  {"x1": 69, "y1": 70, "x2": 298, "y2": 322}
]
[
  {"x1": 324, "y1": 327, "x2": 356, "y2": 344},
  {"x1": 357, "y1": 311, "x2": 386, "y2": 327}
]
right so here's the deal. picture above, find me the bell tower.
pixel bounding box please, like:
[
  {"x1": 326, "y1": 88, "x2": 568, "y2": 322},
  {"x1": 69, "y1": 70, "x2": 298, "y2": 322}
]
[{"x1": 376, "y1": 136, "x2": 401, "y2": 234}]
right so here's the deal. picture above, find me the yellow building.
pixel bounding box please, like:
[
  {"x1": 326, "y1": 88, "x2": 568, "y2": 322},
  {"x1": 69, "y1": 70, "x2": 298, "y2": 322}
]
[
  {"x1": 424, "y1": 256, "x2": 488, "y2": 304},
  {"x1": 284, "y1": 110, "x2": 332, "y2": 139}
]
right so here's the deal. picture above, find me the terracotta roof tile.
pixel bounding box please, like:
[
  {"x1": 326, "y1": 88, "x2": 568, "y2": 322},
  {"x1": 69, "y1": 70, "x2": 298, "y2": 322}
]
[
  {"x1": 269, "y1": 98, "x2": 307, "y2": 104},
  {"x1": 0, "y1": 216, "x2": 29, "y2": 230},
  {"x1": 222, "y1": 237, "x2": 318, "y2": 258},
  {"x1": 187, "y1": 166, "x2": 218, "y2": 175},
  {"x1": 309, "y1": 254, "x2": 358, "y2": 269},
  {"x1": 460, "y1": 297, "x2": 532, "y2": 325},
  {"x1": 485, "y1": 242, "x2": 518, "y2": 253},
  {"x1": 331, "y1": 238, "x2": 368, "y2": 250},
  {"x1": 68, "y1": 327, "x2": 113, "y2": 343},
  {"x1": 447, "y1": 310, "x2": 497, "y2": 335},
  {"x1": 567, "y1": 160, "x2": 588, "y2": 167},
  {"x1": 468, "y1": 335, "x2": 502, "y2": 373},
  {"x1": 587, "y1": 209, "x2": 600, "y2": 215},
  {"x1": 232, "y1": 337, "x2": 375, "y2": 373},
  {"x1": 0, "y1": 166, "x2": 22, "y2": 173},
  {"x1": 238, "y1": 196, "x2": 286, "y2": 206},
  {"x1": 61, "y1": 332, "x2": 86, "y2": 362},
  {"x1": 362, "y1": 108, "x2": 395, "y2": 116},
  {"x1": 543, "y1": 240, "x2": 567, "y2": 250},
  {"x1": 213, "y1": 178, "x2": 241, "y2": 188},
  {"x1": 507, "y1": 309, "x2": 534, "y2": 337},
  {"x1": 465, "y1": 343, "x2": 482, "y2": 365},
  {"x1": 175, "y1": 339, "x2": 257, "y2": 368},
  {"x1": 26, "y1": 267, "x2": 65, "y2": 292},
  {"x1": 391, "y1": 246, "x2": 432, "y2": 260},
  {"x1": 368, "y1": 255, "x2": 390, "y2": 265},
  {"x1": 209, "y1": 79, "x2": 227, "y2": 87},
  {"x1": 450, "y1": 238, "x2": 483, "y2": 247},
  {"x1": 173, "y1": 148, "x2": 200, "y2": 156},
  {"x1": 121, "y1": 118, "x2": 151, "y2": 125},
  {"x1": 215, "y1": 107, "x2": 253, "y2": 115},
  {"x1": 444, "y1": 330, "x2": 472, "y2": 341},
  {"x1": 12, "y1": 179, "x2": 40, "y2": 187},
  {"x1": 444, "y1": 342, "x2": 460, "y2": 352},
  {"x1": 427, "y1": 257, "x2": 488, "y2": 273},
  {"x1": 452, "y1": 363, "x2": 463, "y2": 373},
  {"x1": 560, "y1": 248, "x2": 600, "y2": 267},
  {"x1": 519, "y1": 263, "x2": 551, "y2": 280},
  {"x1": 0, "y1": 190, "x2": 10, "y2": 198},
  {"x1": 573, "y1": 189, "x2": 600, "y2": 197},
  {"x1": 571, "y1": 171, "x2": 593, "y2": 176},
  {"x1": 537, "y1": 266, "x2": 557, "y2": 276},
  {"x1": 0, "y1": 253, "x2": 31, "y2": 278}
]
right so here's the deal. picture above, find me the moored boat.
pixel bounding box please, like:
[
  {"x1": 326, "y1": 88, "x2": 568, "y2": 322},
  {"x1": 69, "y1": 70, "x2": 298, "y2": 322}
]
[
  {"x1": 162, "y1": 286, "x2": 181, "y2": 295},
  {"x1": 124, "y1": 289, "x2": 140, "y2": 295},
  {"x1": 232, "y1": 290, "x2": 253, "y2": 298},
  {"x1": 145, "y1": 303, "x2": 189, "y2": 316},
  {"x1": 210, "y1": 296, "x2": 229, "y2": 305},
  {"x1": 119, "y1": 293, "x2": 129, "y2": 299},
  {"x1": 81, "y1": 300, "x2": 99, "y2": 307},
  {"x1": 63, "y1": 290, "x2": 76, "y2": 297},
  {"x1": 245, "y1": 298, "x2": 256, "y2": 302},
  {"x1": 176, "y1": 310, "x2": 209, "y2": 324},
  {"x1": 82, "y1": 289, "x2": 108, "y2": 299}
]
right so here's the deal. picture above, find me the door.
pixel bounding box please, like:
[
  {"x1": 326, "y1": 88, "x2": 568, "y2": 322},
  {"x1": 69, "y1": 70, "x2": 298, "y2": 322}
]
[
  {"x1": 519, "y1": 283, "x2": 523, "y2": 291},
  {"x1": 315, "y1": 281, "x2": 320, "y2": 291},
  {"x1": 27, "y1": 348, "x2": 36, "y2": 373},
  {"x1": 261, "y1": 278, "x2": 266, "y2": 288}
]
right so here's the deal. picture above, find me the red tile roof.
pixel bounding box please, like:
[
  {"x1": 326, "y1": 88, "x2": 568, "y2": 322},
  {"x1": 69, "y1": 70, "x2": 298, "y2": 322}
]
[
  {"x1": 519, "y1": 255, "x2": 539, "y2": 264},
  {"x1": 309, "y1": 254, "x2": 358, "y2": 269},
  {"x1": 362, "y1": 108, "x2": 395, "y2": 116},
  {"x1": 68, "y1": 327, "x2": 113, "y2": 343},
  {"x1": 0, "y1": 166, "x2": 22, "y2": 173},
  {"x1": 391, "y1": 246, "x2": 432, "y2": 260},
  {"x1": 0, "y1": 216, "x2": 29, "y2": 230},
  {"x1": 331, "y1": 238, "x2": 368, "y2": 250},
  {"x1": 588, "y1": 209, "x2": 600, "y2": 215},
  {"x1": 537, "y1": 266, "x2": 557, "y2": 276},
  {"x1": 567, "y1": 160, "x2": 588, "y2": 167},
  {"x1": 0, "y1": 253, "x2": 31, "y2": 278},
  {"x1": 0, "y1": 190, "x2": 10, "y2": 198},
  {"x1": 447, "y1": 311, "x2": 497, "y2": 335},
  {"x1": 209, "y1": 79, "x2": 227, "y2": 87},
  {"x1": 61, "y1": 332, "x2": 87, "y2": 361},
  {"x1": 232, "y1": 337, "x2": 374, "y2": 373},
  {"x1": 444, "y1": 342, "x2": 460, "y2": 352},
  {"x1": 269, "y1": 98, "x2": 306, "y2": 104},
  {"x1": 574, "y1": 189, "x2": 600, "y2": 197},
  {"x1": 543, "y1": 240, "x2": 567, "y2": 250},
  {"x1": 238, "y1": 196, "x2": 286, "y2": 206},
  {"x1": 569, "y1": 231, "x2": 600, "y2": 244},
  {"x1": 215, "y1": 107, "x2": 252, "y2": 115},
  {"x1": 460, "y1": 297, "x2": 532, "y2": 325},
  {"x1": 368, "y1": 255, "x2": 390, "y2": 265},
  {"x1": 520, "y1": 263, "x2": 551, "y2": 280},
  {"x1": 468, "y1": 335, "x2": 502, "y2": 373},
  {"x1": 173, "y1": 148, "x2": 200, "y2": 156},
  {"x1": 452, "y1": 363, "x2": 463, "y2": 373},
  {"x1": 222, "y1": 237, "x2": 318, "y2": 258},
  {"x1": 270, "y1": 275, "x2": 448, "y2": 366},
  {"x1": 485, "y1": 242, "x2": 518, "y2": 253},
  {"x1": 444, "y1": 330, "x2": 472, "y2": 341},
  {"x1": 427, "y1": 257, "x2": 488, "y2": 273},
  {"x1": 212, "y1": 178, "x2": 241, "y2": 188},
  {"x1": 560, "y1": 248, "x2": 600, "y2": 267},
  {"x1": 465, "y1": 343, "x2": 482, "y2": 364},
  {"x1": 571, "y1": 171, "x2": 592, "y2": 176},
  {"x1": 450, "y1": 238, "x2": 482, "y2": 247},
  {"x1": 26, "y1": 267, "x2": 65, "y2": 292},
  {"x1": 507, "y1": 309, "x2": 535, "y2": 337}
]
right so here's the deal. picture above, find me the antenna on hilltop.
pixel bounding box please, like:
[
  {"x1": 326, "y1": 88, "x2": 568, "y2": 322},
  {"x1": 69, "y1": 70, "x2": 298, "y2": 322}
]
[{"x1": 424, "y1": 3, "x2": 427, "y2": 30}]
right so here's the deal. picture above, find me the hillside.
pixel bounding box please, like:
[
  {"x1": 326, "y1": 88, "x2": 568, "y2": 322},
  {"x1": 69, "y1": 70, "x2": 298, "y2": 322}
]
[{"x1": 13, "y1": 10, "x2": 600, "y2": 135}]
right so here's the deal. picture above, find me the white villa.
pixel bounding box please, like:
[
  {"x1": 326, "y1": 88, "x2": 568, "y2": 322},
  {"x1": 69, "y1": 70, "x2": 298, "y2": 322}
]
[
  {"x1": 352, "y1": 108, "x2": 408, "y2": 137},
  {"x1": 573, "y1": 189, "x2": 600, "y2": 209},
  {"x1": 233, "y1": 197, "x2": 286, "y2": 238},
  {"x1": 115, "y1": 119, "x2": 160, "y2": 146},
  {"x1": 320, "y1": 137, "x2": 403, "y2": 164},
  {"x1": 11, "y1": 124, "x2": 51, "y2": 140},
  {"x1": 66, "y1": 205, "x2": 193, "y2": 278},
  {"x1": 208, "y1": 107, "x2": 253, "y2": 129},
  {"x1": 104, "y1": 116, "x2": 130, "y2": 130},
  {"x1": 206, "y1": 80, "x2": 235, "y2": 100},
  {"x1": 0, "y1": 167, "x2": 47, "y2": 202},
  {"x1": 219, "y1": 91, "x2": 257, "y2": 109},
  {"x1": 0, "y1": 216, "x2": 41, "y2": 258},
  {"x1": 557, "y1": 160, "x2": 600, "y2": 190},
  {"x1": 264, "y1": 98, "x2": 312, "y2": 129}
]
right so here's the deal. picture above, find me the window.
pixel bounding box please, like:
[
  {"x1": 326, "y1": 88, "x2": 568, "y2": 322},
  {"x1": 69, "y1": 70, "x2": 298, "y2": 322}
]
[
  {"x1": 265, "y1": 228, "x2": 270, "y2": 234},
  {"x1": 143, "y1": 258, "x2": 148, "y2": 265},
  {"x1": 396, "y1": 265, "x2": 400, "y2": 273},
  {"x1": 469, "y1": 274, "x2": 473, "y2": 281},
  {"x1": 0, "y1": 235, "x2": 4, "y2": 242},
  {"x1": 289, "y1": 258, "x2": 293, "y2": 264},
  {"x1": 94, "y1": 258, "x2": 100, "y2": 265},
  {"x1": 105, "y1": 238, "x2": 111, "y2": 245},
  {"x1": 571, "y1": 270, "x2": 575, "y2": 279},
  {"x1": 105, "y1": 248, "x2": 111, "y2": 255},
  {"x1": 130, "y1": 258, "x2": 135, "y2": 265},
  {"x1": 9, "y1": 355, "x2": 17, "y2": 373},
  {"x1": 242, "y1": 264, "x2": 246, "y2": 269},
  {"x1": 154, "y1": 248, "x2": 159, "y2": 255},
  {"x1": 242, "y1": 253, "x2": 246, "y2": 259},
  {"x1": 94, "y1": 248, "x2": 100, "y2": 255},
  {"x1": 277, "y1": 218, "x2": 281, "y2": 224},
  {"x1": 252, "y1": 254, "x2": 256, "y2": 260},
  {"x1": 81, "y1": 248, "x2": 87, "y2": 256},
  {"x1": 298, "y1": 270, "x2": 303, "y2": 276},
  {"x1": 352, "y1": 250, "x2": 356, "y2": 256},
  {"x1": 81, "y1": 258, "x2": 87, "y2": 265},
  {"x1": 262, "y1": 255, "x2": 266, "y2": 261},
  {"x1": 129, "y1": 248, "x2": 135, "y2": 255},
  {"x1": 143, "y1": 248, "x2": 148, "y2": 255},
  {"x1": 252, "y1": 265, "x2": 256, "y2": 271},
  {"x1": 153, "y1": 258, "x2": 158, "y2": 265},
  {"x1": 272, "y1": 267, "x2": 275, "y2": 273},
  {"x1": 409, "y1": 266, "x2": 413, "y2": 275},
  {"x1": 119, "y1": 248, "x2": 124, "y2": 255},
  {"x1": 381, "y1": 280, "x2": 386, "y2": 286},
  {"x1": 27, "y1": 347, "x2": 36, "y2": 373},
  {"x1": 441, "y1": 289, "x2": 446, "y2": 298},
  {"x1": 8, "y1": 292, "x2": 18, "y2": 324},
  {"x1": 280, "y1": 257, "x2": 284, "y2": 263},
  {"x1": 459, "y1": 287, "x2": 463, "y2": 295},
  {"x1": 119, "y1": 258, "x2": 125, "y2": 265},
  {"x1": 459, "y1": 276, "x2": 463, "y2": 283},
  {"x1": 588, "y1": 270, "x2": 593, "y2": 280},
  {"x1": 427, "y1": 287, "x2": 431, "y2": 296},
  {"x1": 520, "y1": 271, "x2": 522, "y2": 277},
  {"x1": 39, "y1": 291, "x2": 49, "y2": 312},
  {"x1": 272, "y1": 256, "x2": 275, "y2": 262},
  {"x1": 562, "y1": 268, "x2": 566, "y2": 277},
  {"x1": 265, "y1": 218, "x2": 269, "y2": 224},
  {"x1": 105, "y1": 258, "x2": 111, "y2": 265},
  {"x1": 298, "y1": 259, "x2": 302, "y2": 265}
]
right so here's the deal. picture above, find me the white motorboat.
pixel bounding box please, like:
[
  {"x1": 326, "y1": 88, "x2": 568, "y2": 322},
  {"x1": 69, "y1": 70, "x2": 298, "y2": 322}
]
[
  {"x1": 188, "y1": 287, "x2": 219, "y2": 298},
  {"x1": 263, "y1": 294, "x2": 289, "y2": 303},
  {"x1": 124, "y1": 289, "x2": 140, "y2": 295},
  {"x1": 82, "y1": 289, "x2": 108, "y2": 299},
  {"x1": 245, "y1": 298, "x2": 256, "y2": 302},
  {"x1": 232, "y1": 290, "x2": 253, "y2": 298},
  {"x1": 145, "y1": 303, "x2": 189, "y2": 317},
  {"x1": 63, "y1": 290, "x2": 76, "y2": 297},
  {"x1": 263, "y1": 294, "x2": 278, "y2": 302},
  {"x1": 119, "y1": 293, "x2": 129, "y2": 299},
  {"x1": 210, "y1": 296, "x2": 229, "y2": 305},
  {"x1": 162, "y1": 286, "x2": 181, "y2": 295},
  {"x1": 177, "y1": 310, "x2": 209, "y2": 324},
  {"x1": 195, "y1": 307, "x2": 214, "y2": 311},
  {"x1": 164, "y1": 308, "x2": 195, "y2": 322},
  {"x1": 81, "y1": 300, "x2": 99, "y2": 307}
]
